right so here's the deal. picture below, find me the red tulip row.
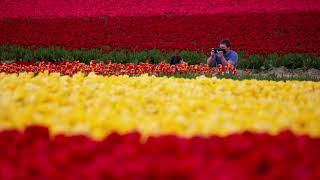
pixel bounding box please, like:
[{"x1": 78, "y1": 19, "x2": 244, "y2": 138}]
[
  {"x1": 1, "y1": 0, "x2": 318, "y2": 18},
  {"x1": 0, "y1": 126, "x2": 319, "y2": 179},
  {"x1": 0, "y1": 61, "x2": 245, "y2": 76},
  {"x1": 1, "y1": 12, "x2": 319, "y2": 54}
]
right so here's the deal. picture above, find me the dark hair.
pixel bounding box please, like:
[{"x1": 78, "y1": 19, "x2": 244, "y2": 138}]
[
  {"x1": 170, "y1": 56, "x2": 182, "y2": 65},
  {"x1": 220, "y1": 39, "x2": 231, "y2": 48}
]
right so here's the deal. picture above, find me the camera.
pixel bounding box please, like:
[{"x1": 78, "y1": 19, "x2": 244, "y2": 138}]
[{"x1": 212, "y1": 48, "x2": 226, "y2": 54}]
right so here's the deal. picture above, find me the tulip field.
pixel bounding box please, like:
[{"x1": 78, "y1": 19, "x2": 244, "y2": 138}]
[{"x1": 0, "y1": 0, "x2": 320, "y2": 179}]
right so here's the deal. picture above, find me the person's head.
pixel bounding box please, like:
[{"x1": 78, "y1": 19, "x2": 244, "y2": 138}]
[
  {"x1": 219, "y1": 39, "x2": 231, "y2": 53},
  {"x1": 170, "y1": 56, "x2": 183, "y2": 65}
]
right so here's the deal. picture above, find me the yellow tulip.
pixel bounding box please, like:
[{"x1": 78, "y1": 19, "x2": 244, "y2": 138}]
[{"x1": 0, "y1": 72, "x2": 319, "y2": 139}]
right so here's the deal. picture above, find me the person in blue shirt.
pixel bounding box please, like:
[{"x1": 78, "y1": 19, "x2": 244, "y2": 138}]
[{"x1": 207, "y1": 39, "x2": 238, "y2": 68}]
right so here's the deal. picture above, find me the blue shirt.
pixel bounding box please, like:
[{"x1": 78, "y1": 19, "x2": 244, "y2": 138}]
[{"x1": 214, "y1": 50, "x2": 238, "y2": 67}]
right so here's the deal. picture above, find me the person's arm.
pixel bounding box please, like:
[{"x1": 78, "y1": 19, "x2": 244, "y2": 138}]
[
  {"x1": 218, "y1": 51, "x2": 238, "y2": 66},
  {"x1": 207, "y1": 50, "x2": 216, "y2": 67},
  {"x1": 207, "y1": 56, "x2": 216, "y2": 67},
  {"x1": 218, "y1": 51, "x2": 228, "y2": 66}
]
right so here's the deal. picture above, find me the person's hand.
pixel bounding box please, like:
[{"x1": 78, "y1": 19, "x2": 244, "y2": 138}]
[
  {"x1": 210, "y1": 49, "x2": 215, "y2": 57},
  {"x1": 218, "y1": 51, "x2": 224, "y2": 58}
]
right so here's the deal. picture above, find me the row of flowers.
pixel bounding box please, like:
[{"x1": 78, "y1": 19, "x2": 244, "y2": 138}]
[
  {"x1": 0, "y1": 126, "x2": 319, "y2": 179},
  {"x1": 0, "y1": 61, "x2": 243, "y2": 76},
  {"x1": 1, "y1": 0, "x2": 317, "y2": 18},
  {"x1": 1, "y1": 12, "x2": 319, "y2": 54},
  {"x1": 0, "y1": 72, "x2": 319, "y2": 139}
]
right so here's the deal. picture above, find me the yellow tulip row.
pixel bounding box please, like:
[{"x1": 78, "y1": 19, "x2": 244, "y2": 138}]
[{"x1": 0, "y1": 72, "x2": 320, "y2": 139}]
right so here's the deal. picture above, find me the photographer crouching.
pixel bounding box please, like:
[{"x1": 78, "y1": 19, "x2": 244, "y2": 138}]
[{"x1": 207, "y1": 39, "x2": 238, "y2": 68}]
